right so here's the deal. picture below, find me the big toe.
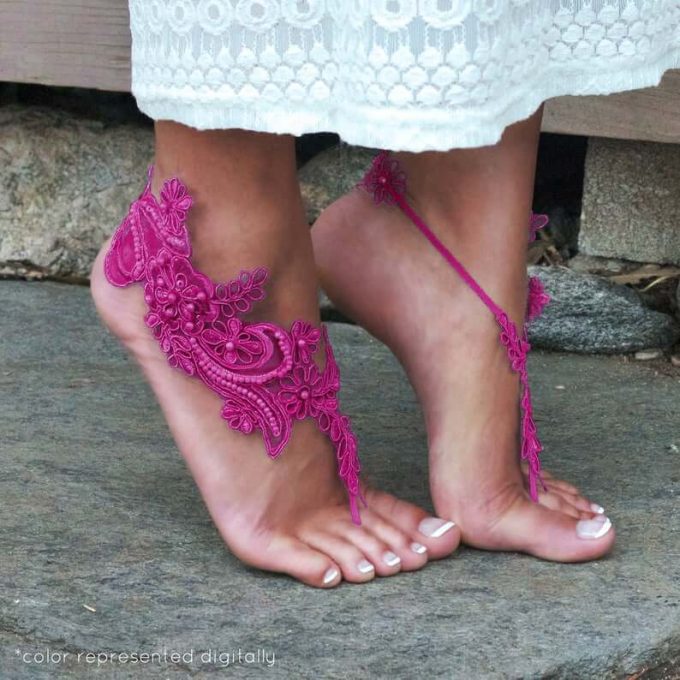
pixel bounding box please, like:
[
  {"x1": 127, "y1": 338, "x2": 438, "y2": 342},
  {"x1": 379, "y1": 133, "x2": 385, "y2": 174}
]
[
  {"x1": 490, "y1": 497, "x2": 615, "y2": 562},
  {"x1": 365, "y1": 489, "x2": 461, "y2": 561}
]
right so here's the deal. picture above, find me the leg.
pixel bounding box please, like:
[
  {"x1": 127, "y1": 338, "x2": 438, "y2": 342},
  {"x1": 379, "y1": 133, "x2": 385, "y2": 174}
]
[
  {"x1": 91, "y1": 123, "x2": 461, "y2": 587},
  {"x1": 313, "y1": 109, "x2": 615, "y2": 562}
]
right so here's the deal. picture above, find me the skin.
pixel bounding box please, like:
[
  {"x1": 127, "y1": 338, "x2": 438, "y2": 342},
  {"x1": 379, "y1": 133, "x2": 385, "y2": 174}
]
[
  {"x1": 312, "y1": 108, "x2": 616, "y2": 562},
  {"x1": 90, "y1": 122, "x2": 461, "y2": 589}
]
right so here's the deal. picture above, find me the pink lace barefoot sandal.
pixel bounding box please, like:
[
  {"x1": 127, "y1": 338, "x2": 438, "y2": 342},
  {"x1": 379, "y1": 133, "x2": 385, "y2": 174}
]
[
  {"x1": 104, "y1": 167, "x2": 364, "y2": 523},
  {"x1": 359, "y1": 152, "x2": 551, "y2": 501}
]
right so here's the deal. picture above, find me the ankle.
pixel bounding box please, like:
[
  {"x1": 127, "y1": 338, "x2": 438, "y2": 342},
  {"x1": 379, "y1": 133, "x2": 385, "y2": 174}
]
[{"x1": 148, "y1": 161, "x2": 318, "y2": 326}]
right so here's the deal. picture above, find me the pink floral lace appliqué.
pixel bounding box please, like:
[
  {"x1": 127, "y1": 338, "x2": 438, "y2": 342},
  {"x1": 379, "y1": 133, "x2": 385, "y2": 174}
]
[{"x1": 105, "y1": 168, "x2": 364, "y2": 523}]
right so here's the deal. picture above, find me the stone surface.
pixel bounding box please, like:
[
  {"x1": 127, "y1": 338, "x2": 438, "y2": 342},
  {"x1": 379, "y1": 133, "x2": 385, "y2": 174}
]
[
  {"x1": 528, "y1": 265, "x2": 680, "y2": 353},
  {"x1": 579, "y1": 137, "x2": 680, "y2": 266},
  {"x1": 2, "y1": 280, "x2": 680, "y2": 679},
  {"x1": 0, "y1": 105, "x2": 153, "y2": 281},
  {"x1": 299, "y1": 145, "x2": 377, "y2": 224}
]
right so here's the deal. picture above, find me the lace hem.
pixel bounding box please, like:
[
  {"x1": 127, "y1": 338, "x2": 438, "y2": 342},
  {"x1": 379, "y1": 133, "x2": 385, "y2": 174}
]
[{"x1": 133, "y1": 50, "x2": 680, "y2": 151}]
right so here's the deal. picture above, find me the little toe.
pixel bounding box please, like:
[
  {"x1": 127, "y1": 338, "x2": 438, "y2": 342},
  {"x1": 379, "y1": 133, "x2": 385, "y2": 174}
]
[
  {"x1": 302, "y1": 530, "x2": 377, "y2": 583},
  {"x1": 365, "y1": 489, "x2": 460, "y2": 560},
  {"x1": 239, "y1": 533, "x2": 342, "y2": 588}
]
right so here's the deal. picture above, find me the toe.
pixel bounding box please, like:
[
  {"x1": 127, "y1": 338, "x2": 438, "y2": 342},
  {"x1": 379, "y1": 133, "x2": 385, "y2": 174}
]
[
  {"x1": 347, "y1": 509, "x2": 429, "y2": 572},
  {"x1": 301, "y1": 531, "x2": 377, "y2": 583},
  {"x1": 235, "y1": 532, "x2": 342, "y2": 588},
  {"x1": 536, "y1": 490, "x2": 583, "y2": 519},
  {"x1": 365, "y1": 489, "x2": 461, "y2": 560},
  {"x1": 544, "y1": 483, "x2": 605, "y2": 516},
  {"x1": 496, "y1": 498, "x2": 616, "y2": 562},
  {"x1": 540, "y1": 476, "x2": 580, "y2": 496},
  {"x1": 329, "y1": 522, "x2": 403, "y2": 577}
]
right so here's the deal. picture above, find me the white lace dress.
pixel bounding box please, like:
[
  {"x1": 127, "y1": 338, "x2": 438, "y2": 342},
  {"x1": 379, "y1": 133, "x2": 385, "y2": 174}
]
[{"x1": 129, "y1": 1, "x2": 680, "y2": 151}]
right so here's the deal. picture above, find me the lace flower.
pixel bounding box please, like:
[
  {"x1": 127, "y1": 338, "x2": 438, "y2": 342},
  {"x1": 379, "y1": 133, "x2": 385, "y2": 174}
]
[
  {"x1": 222, "y1": 402, "x2": 257, "y2": 435},
  {"x1": 160, "y1": 178, "x2": 193, "y2": 235},
  {"x1": 290, "y1": 320, "x2": 321, "y2": 364},
  {"x1": 528, "y1": 212, "x2": 549, "y2": 243},
  {"x1": 144, "y1": 251, "x2": 218, "y2": 337},
  {"x1": 359, "y1": 151, "x2": 407, "y2": 205},
  {"x1": 279, "y1": 364, "x2": 337, "y2": 420},
  {"x1": 526, "y1": 276, "x2": 551, "y2": 322},
  {"x1": 201, "y1": 317, "x2": 263, "y2": 365}
]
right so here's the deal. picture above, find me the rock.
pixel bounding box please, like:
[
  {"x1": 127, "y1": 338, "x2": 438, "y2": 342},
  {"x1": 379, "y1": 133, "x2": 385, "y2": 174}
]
[
  {"x1": 579, "y1": 138, "x2": 680, "y2": 266},
  {"x1": 634, "y1": 349, "x2": 664, "y2": 361},
  {"x1": 299, "y1": 145, "x2": 377, "y2": 224},
  {"x1": 528, "y1": 265, "x2": 680, "y2": 353},
  {"x1": 2, "y1": 280, "x2": 680, "y2": 678},
  {"x1": 567, "y1": 253, "x2": 635, "y2": 276},
  {"x1": 0, "y1": 105, "x2": 152, "y2": 281}
]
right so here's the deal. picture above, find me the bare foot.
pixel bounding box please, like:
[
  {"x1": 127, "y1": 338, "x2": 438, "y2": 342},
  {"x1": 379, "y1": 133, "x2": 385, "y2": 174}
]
[
  {"x1": 313, "y1": 121, "x2": 614, "y2": 563},
  {"x1": 91, "y1": 124, "x2": 460, "y2": 588}
]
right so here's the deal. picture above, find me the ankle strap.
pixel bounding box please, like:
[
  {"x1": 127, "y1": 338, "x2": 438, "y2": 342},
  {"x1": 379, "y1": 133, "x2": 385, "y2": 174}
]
[
  {"x1": 105, "y1": 168, "x2": 365, "y2": 523},
  {"x1": 359, "y1": 151, "x2": 548, "y2": 501}
]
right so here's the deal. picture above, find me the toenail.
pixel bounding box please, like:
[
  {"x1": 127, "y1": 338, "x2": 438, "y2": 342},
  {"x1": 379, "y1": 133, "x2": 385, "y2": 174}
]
[
  {"x1": 410, "y1": 542, "x2": 427, "y2": 555},
  {"x1": 382, "y1": 551, "x2": 401, "y2": 567},
  {"x1": 590, "y1": 503, "x2": 605, "y2": 514},
  {"x1": 357, "y1": 559, "x2": 375, "y2": 574},
  {"x1": 576, "y1": 515, "x2": 612, "y2": 539},
  {"x1": 323, "y1": 567, "x2": 339, "y2": 585},
  {"x1": 418, "y1": 517, "x2": 456, "y2": 538}
]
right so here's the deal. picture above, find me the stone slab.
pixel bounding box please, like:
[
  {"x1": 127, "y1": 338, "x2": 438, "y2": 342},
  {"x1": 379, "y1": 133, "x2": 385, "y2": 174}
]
[
  {"x1": 299, "y1": 145, "x2": 376, "y2": 224},
  {"x1": 579, "y1": 138, "x2": 680, "y2": 266},
  {"x1": 1, "y1": 281, "x2": 679, "y2": 679},
  {"x1": 0, "y1": 105, "x2": 152, "y2": 281}
]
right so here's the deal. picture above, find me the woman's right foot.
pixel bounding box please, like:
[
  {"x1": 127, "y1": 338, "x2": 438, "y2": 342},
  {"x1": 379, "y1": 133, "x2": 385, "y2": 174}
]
[{"x1": 91, "y1": 125, "x2": 460, "y2": 588}]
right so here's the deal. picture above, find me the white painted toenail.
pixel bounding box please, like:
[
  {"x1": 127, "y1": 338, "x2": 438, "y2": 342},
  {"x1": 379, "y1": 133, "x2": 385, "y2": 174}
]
[
  {"x1": 383, "y1": 551, "x2": 401, "y2": 567},
  {"x1": 410, "y1": 542, "x2": 427, "y2": 555},
  {"x1": 590, "y1": 503, "x2": 605, "y2": 514},
  {"x1": 576, "y1": 515, "x2": 612, "y2": 539},
  {"x1": 323, "y1": 567, "x2": 339, "y2": 585},
  {"x1": 418, "y1": 518, "x2": 455, "y2": 538},
  {"x1": 357, "y1": 559, "x2": 375, "y2": 574}
]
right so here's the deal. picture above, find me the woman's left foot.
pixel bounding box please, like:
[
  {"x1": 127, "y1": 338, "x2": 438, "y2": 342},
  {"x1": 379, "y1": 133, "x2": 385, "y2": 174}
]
[{"x1": 312, "y1": 181, "x2": 615, "y2": 563}]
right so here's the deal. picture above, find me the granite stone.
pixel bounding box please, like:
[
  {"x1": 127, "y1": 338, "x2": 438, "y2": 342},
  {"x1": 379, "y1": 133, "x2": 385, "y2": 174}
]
[
  {"x1": 0, "y1": 105, "x2": 153, "y2": 281},
  {"x1": 1, "y1": 281, "x2": 679, "y2": 679},
  {"x1": 528, "y1": 265, "x2": 680, "y2": 353},
  {"x1": 299, "y1": 145, "x2": 377, "y2": 224},
  {"x1": 579, "y1": 138, "x2": 680, "y2": 266}
]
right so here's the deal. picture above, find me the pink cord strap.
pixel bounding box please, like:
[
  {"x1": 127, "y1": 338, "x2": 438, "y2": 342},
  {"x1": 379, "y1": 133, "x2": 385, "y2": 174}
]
[
  {"x1": 105, "y1": 167, "x2": 364, "y2": 523},
  {"x1": 359, "y1": 151, "x2": 549, "y2": 501}
]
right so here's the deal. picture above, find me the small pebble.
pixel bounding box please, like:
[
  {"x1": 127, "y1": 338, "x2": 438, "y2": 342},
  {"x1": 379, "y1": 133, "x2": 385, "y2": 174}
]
[
  {"x1": 671, "y1": 355, "x2": 680, "y2": 367},
  {"x1": 669, "y1": 444, "x2": 679, "y2": 453},
  {"x1": 634, "y1": 349, "x2": 663, "y2": 361}
]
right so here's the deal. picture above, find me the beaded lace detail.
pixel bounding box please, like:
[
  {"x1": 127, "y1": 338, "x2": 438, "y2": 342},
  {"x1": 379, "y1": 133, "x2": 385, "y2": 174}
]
[
  {"x1": 359, "y1": 151, "x2": 550, "y2": 500},
  {"x1": 105, "y1": 168, "x2": 363, "y2": 523}
]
